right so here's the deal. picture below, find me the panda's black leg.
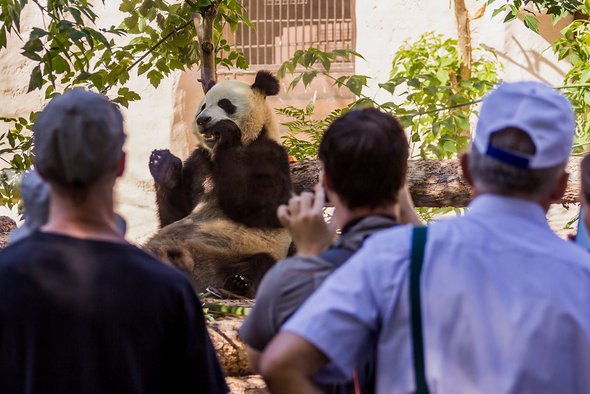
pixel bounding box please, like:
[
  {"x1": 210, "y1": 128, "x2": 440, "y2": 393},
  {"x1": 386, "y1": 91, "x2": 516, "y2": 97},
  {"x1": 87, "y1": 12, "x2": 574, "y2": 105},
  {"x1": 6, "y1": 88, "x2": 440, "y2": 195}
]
[{"x1": 219, "y1": 253, "x2": 277, "y2": 298}]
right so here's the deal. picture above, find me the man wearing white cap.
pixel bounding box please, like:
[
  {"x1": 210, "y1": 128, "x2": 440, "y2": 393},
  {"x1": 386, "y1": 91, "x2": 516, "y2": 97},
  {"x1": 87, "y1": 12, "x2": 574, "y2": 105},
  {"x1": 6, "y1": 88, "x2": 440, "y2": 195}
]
[
  {"x1": 0, "y1": 90, "x2": 228, "y2": 393},
  {"x1": 260, "y1": 82, "x2": 590, "y2": 393}
]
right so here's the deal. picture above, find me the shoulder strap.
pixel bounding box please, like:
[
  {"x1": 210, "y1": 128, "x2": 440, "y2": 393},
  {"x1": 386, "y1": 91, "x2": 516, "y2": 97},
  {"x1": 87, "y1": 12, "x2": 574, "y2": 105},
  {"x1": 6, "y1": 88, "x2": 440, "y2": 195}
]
[
  {"x1": 410, "y1": 226, "x2": 430, "y2": 394},
  {"x1": 319, "y1": 247, "x2": 356, "y2": 267}
]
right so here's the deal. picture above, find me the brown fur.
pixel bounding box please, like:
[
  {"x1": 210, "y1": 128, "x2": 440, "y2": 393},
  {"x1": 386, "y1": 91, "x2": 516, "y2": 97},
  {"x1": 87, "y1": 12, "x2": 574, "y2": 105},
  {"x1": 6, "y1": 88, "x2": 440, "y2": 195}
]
[{"x1": 146, "y1": 72, "x2": 292, "y2": 296}]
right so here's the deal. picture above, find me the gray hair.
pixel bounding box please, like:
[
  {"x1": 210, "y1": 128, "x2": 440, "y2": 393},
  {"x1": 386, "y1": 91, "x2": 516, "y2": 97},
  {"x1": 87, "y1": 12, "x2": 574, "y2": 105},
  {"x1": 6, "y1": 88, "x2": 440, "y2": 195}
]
[{"x1": 468, "y1": 128, "x2": 566, "y2": 199}]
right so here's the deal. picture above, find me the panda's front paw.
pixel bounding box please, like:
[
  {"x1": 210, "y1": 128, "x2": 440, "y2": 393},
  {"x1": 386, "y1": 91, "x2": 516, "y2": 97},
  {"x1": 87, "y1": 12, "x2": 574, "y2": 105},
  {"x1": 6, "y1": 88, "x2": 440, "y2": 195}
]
[
  {"x1": 211, "y1": 120, "x2": 242, "y2": 149},
  {"x1": 149, "y1": 149, "x2": 182, "y2": 189}
]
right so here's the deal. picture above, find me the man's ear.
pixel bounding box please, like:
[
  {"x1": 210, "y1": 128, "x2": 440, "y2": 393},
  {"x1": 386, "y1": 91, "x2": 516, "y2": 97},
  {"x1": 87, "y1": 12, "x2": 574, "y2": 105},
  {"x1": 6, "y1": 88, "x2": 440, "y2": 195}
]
[
  {"x1": 460, "y1": 152, "x2": 474, "y2": 187},
  {"x1": 548, "y1": 171, "x2": 569, "y2": 203},
  {"x1": 320, "y1": 168, "x2": 332, "y2": 191},
  {"x1": 116, "y1": 152, "x2": 126, "y2": 177},
  {"x1": 400, "y1": 164, "x2": 408, "y2": 186}
]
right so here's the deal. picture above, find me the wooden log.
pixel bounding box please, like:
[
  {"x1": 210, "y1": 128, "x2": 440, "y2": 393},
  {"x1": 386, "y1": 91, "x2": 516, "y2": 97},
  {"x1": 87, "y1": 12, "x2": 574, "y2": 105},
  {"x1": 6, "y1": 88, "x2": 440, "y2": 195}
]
[
  {"x1": 207, "y1": 318, "x2": 253, "y2": 377},
  {"x1": 226, "y1": 376, "x2": 267, "y2": 393},
  {"x1": 0, "y1": 216, "x2": 16, "y2": 249},
  {"x1": 290, "y1": 157, "x2": 583, "y2": 208}
]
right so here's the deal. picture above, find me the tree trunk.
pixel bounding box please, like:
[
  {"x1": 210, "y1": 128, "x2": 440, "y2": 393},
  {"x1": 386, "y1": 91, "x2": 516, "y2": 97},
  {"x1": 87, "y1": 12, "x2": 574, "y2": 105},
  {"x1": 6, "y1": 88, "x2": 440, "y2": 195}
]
[
  {"x1": 290, "y1": 158, "x2": 583, "y2": 208},
  {"x1": 453, "y1": 0, "x2": 472, "y2": 81},
  {"x1": 194, "y1": 1, "x2": 221, "y2": 93}
]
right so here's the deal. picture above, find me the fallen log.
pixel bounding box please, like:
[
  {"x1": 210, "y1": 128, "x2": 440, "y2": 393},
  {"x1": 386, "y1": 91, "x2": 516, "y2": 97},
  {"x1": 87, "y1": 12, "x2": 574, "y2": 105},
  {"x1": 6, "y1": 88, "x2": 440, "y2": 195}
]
[
  {"x1": 0, "y1": 216, "x2": 16, "y2": 248},
  {"x1": 226, "y1": 375, "x2": 267, "y2": 393},
  {"x1": 290, "y1": 157, "x2": 583, "y2": 208},
  {"x1": 207, "y1": 318, "x2": 252, "y2": 377}
]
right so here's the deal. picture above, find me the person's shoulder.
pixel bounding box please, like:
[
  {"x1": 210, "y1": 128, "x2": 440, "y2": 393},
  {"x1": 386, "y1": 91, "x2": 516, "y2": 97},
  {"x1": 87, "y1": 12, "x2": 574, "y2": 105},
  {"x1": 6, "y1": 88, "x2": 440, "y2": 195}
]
[
  {"x1": 257, "y1": 255, "x2": 321, "y2": 293},
  {"x1": 253, "y1": 255, "x2": 326, "y2": 312},
  {"x1": 269, "y1": 255, "x2": 326, "y2": 276},
  {"x1": 0, "y1": 236, "x2": 34, "y2": 268},
  {"x1": 122, "y1": 244, "x2": 194, "y2": 285},
  {"x1": 361, "y1": 223, "x2": 414, "y2": 254},
  {"x1": 555, "y1": 236, "x2": 590, "y2": 267}
]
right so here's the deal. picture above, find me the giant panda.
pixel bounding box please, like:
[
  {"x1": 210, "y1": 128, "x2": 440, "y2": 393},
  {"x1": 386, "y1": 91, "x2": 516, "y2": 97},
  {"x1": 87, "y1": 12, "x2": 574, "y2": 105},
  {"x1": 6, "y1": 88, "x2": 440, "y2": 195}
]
[{"x1": 144, "y1": 71, "x2": 293, "y2": 297}]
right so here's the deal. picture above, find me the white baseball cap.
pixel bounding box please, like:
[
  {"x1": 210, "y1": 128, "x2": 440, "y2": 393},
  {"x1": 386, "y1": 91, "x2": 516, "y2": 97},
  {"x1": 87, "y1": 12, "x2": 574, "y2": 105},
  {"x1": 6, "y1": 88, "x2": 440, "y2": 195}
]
[{"x1": 473, "y1": 81, "x2": 575, "y2": 169}]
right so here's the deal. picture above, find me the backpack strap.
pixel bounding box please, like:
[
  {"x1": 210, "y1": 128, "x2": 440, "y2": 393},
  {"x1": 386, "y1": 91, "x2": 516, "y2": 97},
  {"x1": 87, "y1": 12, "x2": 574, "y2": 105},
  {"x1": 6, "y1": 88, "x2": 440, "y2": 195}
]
[{"x1": 410, "y1": 226, "x2": 430, "y2": 394}]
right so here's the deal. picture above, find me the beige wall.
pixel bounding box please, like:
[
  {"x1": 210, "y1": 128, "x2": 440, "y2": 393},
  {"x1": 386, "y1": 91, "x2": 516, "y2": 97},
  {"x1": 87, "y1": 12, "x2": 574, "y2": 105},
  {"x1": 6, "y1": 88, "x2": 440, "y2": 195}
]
[
  {"x1": 0, "y1": 1, "x2": 574, "y2": 242},
  {"x1": 355, "y1": 0, "x2": 571, "y2": 102}
]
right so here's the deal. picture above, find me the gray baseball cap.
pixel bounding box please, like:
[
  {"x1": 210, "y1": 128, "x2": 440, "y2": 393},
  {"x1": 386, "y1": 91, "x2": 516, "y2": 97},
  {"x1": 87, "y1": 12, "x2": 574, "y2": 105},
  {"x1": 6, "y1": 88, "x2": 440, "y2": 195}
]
[{"x1": 33, "y1": 89, "x2": 126, "y2": 186}]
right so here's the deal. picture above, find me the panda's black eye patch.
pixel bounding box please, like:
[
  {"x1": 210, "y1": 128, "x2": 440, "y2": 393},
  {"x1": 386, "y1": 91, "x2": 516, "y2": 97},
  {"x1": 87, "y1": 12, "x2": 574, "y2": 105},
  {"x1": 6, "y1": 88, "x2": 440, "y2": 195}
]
[{"x1": 218, "y1": 99, "x2": 236, "y2": 115}]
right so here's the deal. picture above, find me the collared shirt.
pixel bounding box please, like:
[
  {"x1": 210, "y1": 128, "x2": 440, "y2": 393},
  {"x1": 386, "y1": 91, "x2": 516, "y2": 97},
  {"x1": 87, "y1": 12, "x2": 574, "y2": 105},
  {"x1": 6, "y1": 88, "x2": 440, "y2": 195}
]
[{"x1": 284, "y1": 195, "x2": 590, "y2": 393}]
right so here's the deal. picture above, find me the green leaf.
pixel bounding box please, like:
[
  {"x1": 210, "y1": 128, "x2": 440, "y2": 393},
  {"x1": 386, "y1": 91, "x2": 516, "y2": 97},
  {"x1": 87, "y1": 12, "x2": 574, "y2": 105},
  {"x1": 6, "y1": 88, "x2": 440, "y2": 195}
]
[
  {"x1": 345, "y1": 75, "x2": 368, "y2": 96},
  {"x1": 23, "y1": 38, "x2": 43, "y2": 53},
  {"x1": 0, "y1": 28, "x2": 6, "y2": 49},
  {"x1": 302, "y1": 71, "x2": 318, "y2": 87},
  {"x1": 68, "y1": 7, "x2": 84, "y2": 25},
  {"x1": 236, "y1": 56, "x2": 248, "y2": 69},
  {"x1": 436, "y1": 69, "x2": 449, "y2": 85},
  {"x1": 523, "y1": 15, "x2": 539, "y2": 33},
  {"x1": 580, "y1": 69, "x2": 590, "y2": 84},
  {"x1": 378, "y1": 81, "x2": 398, "y2": 94},
  {"x1": 288, "y1": 74, "x2": 303, "y2": 91},
  {"x1": 443, "y1": 140, "x2": 457, "y2": 153},
  {"x1": 147, "y1": 70, "x2": 163, "y2": 88},
  {"x1": 27, "y1": 66, "x2": 43, "y2": 93},
  {"x1": 317, "y1": 52, "x2": 331, "y2": 72},
  {"x1": 90, "y1": 29, "x2": 111, "y2": 49},
  {"x1": 138, "y1": 17, "x2": 148, "y2": 33},
  {"x1": 138, "y1": 63, "x2": 151, "y2": 75},
  {"x1": 51, "y1": 56, "x2": 70, "y2": 74}
]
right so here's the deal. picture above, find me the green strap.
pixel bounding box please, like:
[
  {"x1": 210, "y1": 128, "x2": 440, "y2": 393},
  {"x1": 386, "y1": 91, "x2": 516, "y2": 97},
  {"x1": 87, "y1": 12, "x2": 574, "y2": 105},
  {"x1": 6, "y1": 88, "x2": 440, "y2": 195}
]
[{"x1": 410, "y1": 226, "x2": 430, "y2": 394}]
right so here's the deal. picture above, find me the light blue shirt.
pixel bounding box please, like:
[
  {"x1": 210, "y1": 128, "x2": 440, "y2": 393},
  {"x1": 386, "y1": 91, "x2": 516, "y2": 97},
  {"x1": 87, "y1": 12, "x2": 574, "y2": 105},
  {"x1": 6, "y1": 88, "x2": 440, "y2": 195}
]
[{"x1": 284, "y1": 195, "x2": 590, "y2": 393}]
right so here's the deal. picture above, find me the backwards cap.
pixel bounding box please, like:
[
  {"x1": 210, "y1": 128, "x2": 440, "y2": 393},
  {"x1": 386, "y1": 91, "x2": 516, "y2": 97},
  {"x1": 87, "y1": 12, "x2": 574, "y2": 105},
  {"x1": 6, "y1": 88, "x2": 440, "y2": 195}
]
[
  {"x1": 33, "y1": 89, "x2": 126, "y2": 186},
  {"x1": 473, "y1": 81, "x2": 574, "y2": 169}
]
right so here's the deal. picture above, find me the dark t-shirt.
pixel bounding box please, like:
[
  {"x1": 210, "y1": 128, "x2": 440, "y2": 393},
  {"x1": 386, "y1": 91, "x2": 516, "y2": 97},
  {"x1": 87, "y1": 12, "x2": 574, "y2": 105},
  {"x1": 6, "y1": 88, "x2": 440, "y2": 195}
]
[{"x1": 0, "y1": 232, "x2": 228, "y2": 394}]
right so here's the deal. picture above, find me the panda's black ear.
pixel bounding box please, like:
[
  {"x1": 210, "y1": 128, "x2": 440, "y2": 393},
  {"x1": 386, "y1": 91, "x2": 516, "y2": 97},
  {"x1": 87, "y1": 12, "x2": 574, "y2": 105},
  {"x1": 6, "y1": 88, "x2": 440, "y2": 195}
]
[{"x1": 252, "y1": 70, "x2": 280, "y2": 96}]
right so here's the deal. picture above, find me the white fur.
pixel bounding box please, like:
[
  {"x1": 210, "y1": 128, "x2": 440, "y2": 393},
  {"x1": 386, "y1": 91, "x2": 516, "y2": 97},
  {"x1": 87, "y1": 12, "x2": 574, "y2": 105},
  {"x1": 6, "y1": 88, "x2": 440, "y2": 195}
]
[{"x1": 194, "y1": 80, "x2": 280, "y2": 145}]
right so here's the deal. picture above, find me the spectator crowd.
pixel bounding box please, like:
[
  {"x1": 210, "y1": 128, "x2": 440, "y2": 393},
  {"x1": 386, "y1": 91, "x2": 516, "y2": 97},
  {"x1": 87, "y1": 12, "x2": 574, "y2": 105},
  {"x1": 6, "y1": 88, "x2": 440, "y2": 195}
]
[{"x1": 2, "y1": 81, "x2": 590, "y2": 394}]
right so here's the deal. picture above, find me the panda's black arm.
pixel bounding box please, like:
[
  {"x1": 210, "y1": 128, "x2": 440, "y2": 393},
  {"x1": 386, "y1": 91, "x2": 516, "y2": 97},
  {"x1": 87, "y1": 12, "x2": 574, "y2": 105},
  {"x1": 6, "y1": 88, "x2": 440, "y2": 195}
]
[
  {"x1": 151, "y1": 148, "x2": 213, "y2": 227},
  {"x1": 214, "y1": 135, "x2": 293, "y2": 229},
  {"x1": 154, "y1": 183, "x2": 193, "y2": 227}
]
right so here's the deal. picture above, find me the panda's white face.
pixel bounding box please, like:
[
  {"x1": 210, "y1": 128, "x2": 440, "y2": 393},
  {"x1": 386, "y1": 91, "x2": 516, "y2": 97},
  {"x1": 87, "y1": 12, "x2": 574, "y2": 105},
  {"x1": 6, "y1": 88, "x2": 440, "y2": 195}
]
[{"x1": 195, "y1": 80, "x2": 257, "y2": 147}]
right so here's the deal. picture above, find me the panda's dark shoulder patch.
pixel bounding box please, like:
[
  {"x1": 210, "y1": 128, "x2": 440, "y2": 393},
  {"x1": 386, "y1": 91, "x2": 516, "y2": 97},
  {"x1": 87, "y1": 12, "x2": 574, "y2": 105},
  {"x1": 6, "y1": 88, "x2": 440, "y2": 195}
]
[{"x1": 252, "y1": 70, "x2": 279, "y2": 96}]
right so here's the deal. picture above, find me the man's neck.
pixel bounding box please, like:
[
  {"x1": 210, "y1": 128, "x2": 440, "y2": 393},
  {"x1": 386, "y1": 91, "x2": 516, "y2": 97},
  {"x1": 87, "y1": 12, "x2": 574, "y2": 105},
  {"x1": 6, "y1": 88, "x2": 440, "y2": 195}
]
[
  {"x1": 471, "y1": 189, "x2": 551, "y2": 213},
  {"x1": 334, "y1": 203, "x2": 398, "y2": 230},
  {"x1": 42, "y1": 189, "x2": 124, "y2": 243}
]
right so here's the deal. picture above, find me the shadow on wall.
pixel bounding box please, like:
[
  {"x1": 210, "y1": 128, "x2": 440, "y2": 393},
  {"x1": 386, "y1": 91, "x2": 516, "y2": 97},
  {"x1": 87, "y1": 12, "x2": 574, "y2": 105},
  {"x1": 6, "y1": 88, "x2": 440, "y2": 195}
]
[
  {"x1": 484, "y1": 37, "x2": 566, "y2": 85},
  {"x1": 482, "y1": 12, "x2": 571, "y2": 85}
]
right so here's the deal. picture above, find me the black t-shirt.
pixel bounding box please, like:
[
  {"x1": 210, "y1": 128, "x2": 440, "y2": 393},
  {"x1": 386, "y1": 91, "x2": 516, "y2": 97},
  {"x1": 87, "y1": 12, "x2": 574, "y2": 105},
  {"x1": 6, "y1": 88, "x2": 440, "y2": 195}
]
[{"x1": 0, "y1": 232, "x2": 228, "y2": 394}]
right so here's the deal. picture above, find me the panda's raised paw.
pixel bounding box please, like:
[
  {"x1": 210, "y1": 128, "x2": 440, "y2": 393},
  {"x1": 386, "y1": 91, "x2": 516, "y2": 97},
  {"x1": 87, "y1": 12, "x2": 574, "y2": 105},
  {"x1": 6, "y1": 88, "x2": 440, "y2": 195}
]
[
  {"x1": 149, "y1": 149, "x2": 182, "y2": 189},
  {"x1": 211, "y1": 119, "x2": 242, "y2": 148}
]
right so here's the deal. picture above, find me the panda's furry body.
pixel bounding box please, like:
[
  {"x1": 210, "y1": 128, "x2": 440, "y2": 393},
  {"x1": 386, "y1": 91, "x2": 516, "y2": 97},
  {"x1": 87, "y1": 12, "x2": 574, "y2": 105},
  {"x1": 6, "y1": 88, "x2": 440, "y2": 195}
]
[{"x1": 145, "y1": 71, "x2": 292, "y2": 297}]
